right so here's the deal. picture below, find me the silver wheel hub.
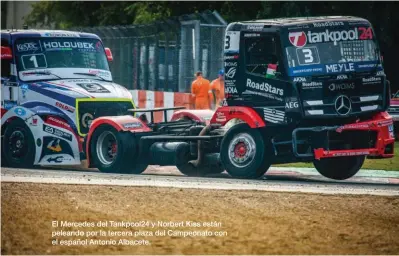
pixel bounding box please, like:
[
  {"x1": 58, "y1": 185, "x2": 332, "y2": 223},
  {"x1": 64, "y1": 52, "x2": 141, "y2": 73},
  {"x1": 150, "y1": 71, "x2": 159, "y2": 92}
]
[
  {"x1": 228, "y1": 133, "x2": 256, "y2": 168},
  {"x1": 96, "y1": 131, "x2": 117, "y2": 165}
]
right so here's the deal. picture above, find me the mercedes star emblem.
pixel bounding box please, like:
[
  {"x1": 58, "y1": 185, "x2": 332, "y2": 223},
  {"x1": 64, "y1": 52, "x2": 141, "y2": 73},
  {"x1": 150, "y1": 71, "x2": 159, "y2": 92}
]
[{"x1": 334, "y1": 95, "x2": 352, "y2": 116}]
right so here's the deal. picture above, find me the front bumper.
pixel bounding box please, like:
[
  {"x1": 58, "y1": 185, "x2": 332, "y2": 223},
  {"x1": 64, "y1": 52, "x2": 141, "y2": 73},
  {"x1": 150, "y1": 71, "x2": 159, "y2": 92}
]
[{"x1": 293, "y1": 112, "x2": 395, "y2": 160}]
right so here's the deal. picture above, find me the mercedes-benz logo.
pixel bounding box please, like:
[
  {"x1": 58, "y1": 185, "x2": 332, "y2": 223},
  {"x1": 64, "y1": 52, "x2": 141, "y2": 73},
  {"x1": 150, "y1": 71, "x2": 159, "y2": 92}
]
[{"x1": 334, "y1": 95, "x2": 352, "y2": 116}]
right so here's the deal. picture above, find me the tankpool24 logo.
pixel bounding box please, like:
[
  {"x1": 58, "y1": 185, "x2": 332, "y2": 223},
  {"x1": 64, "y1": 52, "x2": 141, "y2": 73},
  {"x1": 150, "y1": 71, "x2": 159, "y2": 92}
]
[{"x1": 289, "y1": 27, "x2": 374, "y2": 47}]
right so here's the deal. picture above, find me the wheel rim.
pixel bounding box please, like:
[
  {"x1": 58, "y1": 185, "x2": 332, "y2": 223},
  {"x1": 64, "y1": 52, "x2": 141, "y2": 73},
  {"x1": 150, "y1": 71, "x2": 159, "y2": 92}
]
[
  {"x1": 228, "y1": 133, "x2": 256, "y2": 168},
  {"x1": 96, "y1": 131, "x2": 118, "y2": 165},
  {"x1": 8, "y1": 129, "x2": 28, "y2": 160}
]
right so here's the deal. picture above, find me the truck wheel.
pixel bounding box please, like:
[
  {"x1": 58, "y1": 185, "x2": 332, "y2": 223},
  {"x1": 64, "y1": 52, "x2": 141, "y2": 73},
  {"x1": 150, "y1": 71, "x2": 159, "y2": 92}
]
[
  {"x1": 2, "y1": 119, "x2": 36, "y2": 168},
  {"x1": 313, "y1": 156, "x2": 365, "y2": 180},
  {"x1": 220, "y1": 123, "x2": 272, "y2": 179},
  {"x1": 91, "y1": 125, "x2": 148, "y2": 174}
]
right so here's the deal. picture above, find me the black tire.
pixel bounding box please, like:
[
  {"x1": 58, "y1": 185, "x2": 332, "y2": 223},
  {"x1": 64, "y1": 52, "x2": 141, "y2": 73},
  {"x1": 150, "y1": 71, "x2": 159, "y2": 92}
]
[
  {"x1": 220, "y1": 123, "x2": 272, "y2": 179},
  {"x1": 313, "y1": 156, "x2": 365, "y2": 180},
  {"x1": 2, "y1": 118, "x2": 36, "y2": 168},
  {"x1": 90, "y1": 125, "x2": 148, "y2": 174}
]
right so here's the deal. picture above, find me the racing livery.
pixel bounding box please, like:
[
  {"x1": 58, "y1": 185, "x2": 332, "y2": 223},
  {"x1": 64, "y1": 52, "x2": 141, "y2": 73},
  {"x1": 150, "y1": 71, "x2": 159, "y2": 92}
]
[
  {"x1": 388, "y1": 90, "x2": 399, "y2": 139},
  {"x1": 1, "y1": 30, "x2": 135, "y2": 167},
  {"x1": 84, "y1": 17, "x2": 394, "y2": 180}
]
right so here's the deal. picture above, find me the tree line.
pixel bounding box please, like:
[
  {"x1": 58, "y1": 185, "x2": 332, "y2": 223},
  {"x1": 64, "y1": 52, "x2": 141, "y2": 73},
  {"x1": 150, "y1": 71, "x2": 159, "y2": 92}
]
[{"x1": 21, "y1": 1, "x2": 399, "y2": 93}]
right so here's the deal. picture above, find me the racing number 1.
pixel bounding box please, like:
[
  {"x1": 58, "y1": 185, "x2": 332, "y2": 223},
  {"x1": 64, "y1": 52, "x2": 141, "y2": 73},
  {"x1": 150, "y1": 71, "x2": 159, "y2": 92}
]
[{"x1": 29, "y1": 55, "x2": 38, "y2": 68}]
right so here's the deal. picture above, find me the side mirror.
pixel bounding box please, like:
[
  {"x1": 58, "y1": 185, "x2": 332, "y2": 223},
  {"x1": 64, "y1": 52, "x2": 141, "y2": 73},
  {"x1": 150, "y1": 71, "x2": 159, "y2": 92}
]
[
  {"x1": 104, "y1": 47, "x2": 113, "y2": 62},
  {"x1": 1, "y1": 46, "x2": 13, "y2": 60}
]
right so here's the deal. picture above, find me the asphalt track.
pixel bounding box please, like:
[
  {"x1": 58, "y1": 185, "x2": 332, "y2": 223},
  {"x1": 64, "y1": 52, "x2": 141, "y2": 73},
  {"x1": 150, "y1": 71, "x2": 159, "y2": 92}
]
[{"x1": 2, "y1": 165, "x2": 398, "y2": 196}]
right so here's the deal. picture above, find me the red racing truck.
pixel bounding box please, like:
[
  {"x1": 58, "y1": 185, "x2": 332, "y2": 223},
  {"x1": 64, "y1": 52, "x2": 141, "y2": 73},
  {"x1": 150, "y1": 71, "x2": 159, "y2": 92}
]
[{"x1": 86, "y1": 16, "x2": 395, "y2": 180}]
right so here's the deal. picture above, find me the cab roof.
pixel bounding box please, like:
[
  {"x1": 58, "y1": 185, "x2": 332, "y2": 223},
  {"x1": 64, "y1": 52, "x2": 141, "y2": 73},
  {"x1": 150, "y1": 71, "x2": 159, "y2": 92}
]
[
  {"x1": 1, "y1": 29, "x2": 100, "y2": 41},
  {"x1": 240, "y1": 16, "x2": 368, "y2": 26}
]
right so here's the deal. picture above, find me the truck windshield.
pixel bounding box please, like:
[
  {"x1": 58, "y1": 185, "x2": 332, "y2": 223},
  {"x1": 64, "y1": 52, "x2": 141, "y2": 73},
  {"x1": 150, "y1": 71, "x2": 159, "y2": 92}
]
[
  {"x1": 14, "y1": 37, "x2": 111, "y2": 81},
  {"x1": 284, "y1": 26, "x2": 380, "y2": 77}
]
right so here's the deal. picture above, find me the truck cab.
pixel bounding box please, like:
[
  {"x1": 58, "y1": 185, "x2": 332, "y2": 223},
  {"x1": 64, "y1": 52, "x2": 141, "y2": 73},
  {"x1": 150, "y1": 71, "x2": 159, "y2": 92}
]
[
  {"x1": 1, "y1": 30, "x2": 134, "y2": 167},
  {"x1": 211, "y1": 17, "x2": 395, "y2": 179}
]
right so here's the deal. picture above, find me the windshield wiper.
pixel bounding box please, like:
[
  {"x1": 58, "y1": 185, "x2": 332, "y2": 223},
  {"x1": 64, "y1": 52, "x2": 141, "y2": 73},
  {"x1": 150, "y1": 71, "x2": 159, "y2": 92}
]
[
  {"x1": 24, "y1": 71, "x2": 62, "y2": 79},
  {"x1": 73, "y1": 72, "x2": 106, "y2": 81}
]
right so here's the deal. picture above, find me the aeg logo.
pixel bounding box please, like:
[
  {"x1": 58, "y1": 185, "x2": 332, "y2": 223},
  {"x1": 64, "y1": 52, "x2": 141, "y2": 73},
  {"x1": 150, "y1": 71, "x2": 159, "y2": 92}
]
[{"x1": 289, "y1": 32, "x2": 307, "y2": 47}]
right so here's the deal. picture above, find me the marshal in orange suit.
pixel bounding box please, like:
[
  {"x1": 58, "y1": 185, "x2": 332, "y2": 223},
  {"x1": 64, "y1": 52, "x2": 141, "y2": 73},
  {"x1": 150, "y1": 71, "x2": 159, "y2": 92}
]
[
  {"x1": 210, "y1": 69, "x2": 225, "y2": 108},
  {"x1": 191, "y1": 71, "x2": 212, "y2": 109}
]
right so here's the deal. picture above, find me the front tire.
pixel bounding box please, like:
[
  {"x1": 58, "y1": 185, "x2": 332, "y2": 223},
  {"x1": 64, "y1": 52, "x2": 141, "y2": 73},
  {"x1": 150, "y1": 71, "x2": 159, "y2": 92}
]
[
  {"x1": 2, "y1": 119, "x2": 36, "y2": 168},
  {"x1": 220, "y1": 123, "x2": 272, "y2": 179},
  {"x1": 313, "y1": 156, "x2": 365, "y2": 180},
  {"x1": 90, "y1": 125, "x2": 148, "y2": 174}
]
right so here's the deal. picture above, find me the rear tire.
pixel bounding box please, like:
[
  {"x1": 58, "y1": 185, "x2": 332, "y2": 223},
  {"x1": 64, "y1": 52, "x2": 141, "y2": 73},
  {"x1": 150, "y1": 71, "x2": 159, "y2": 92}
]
[
  {"x1": 313, "y1": 156, "x2": 365, "y2": 180},
  {"x1": 220, "y1": 123, "x2": 272, "y2": 179},
  {"x1": 2, "y1": 119, "x2": 35, "y2": 168},
  {"x1": 91, "y1": 125, "x2": 148, "y2": 174}
]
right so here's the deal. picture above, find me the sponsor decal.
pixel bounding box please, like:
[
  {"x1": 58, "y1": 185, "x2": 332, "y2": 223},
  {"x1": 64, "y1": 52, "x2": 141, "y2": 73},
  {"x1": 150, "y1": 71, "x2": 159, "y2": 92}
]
[
  {"x1": 263, "y1": 108, "x2": 285, "y2": 124},
  {"x1": 88, "y1": 70, "x2": 111, "y2": 77},
  {"x1": 301, "y1": 81, "x2": 323, "y2": 89},
  {"x1": 326, "y1": 63, "x2": 355, "y2": 73},
  {"x1": 376, "y1": 70, "x2": 385, "y2": 76},
  {"x1": 285, "y1": 98, "x2": 299, "y2": 109},
  {"x1": 17, "y1": 42, "x2": 39, "y2": 52},
  {"x1": 225, "y1": 62, "x2": 237, "y2": 67},
  {"x1": 329, "y1": 82, "x2": 355, "y2": 91},
  {"x1": 225, "y1": 67, "x2": 236, "y2": 79},
  {"x1": 336, "y1": 123, "x2": 370, "y2": 132},
  {"x1": 377, "y1": 120, "x2": 393, "y2": 127},
  {"x1": 293, "y1": 77, "x2": 306, "y2": 82},
  {"x1": 313, "y1": 21, "x2": 345, "y2": 27},
  {"x1": 332, "y1": 151, "x2": 369, "y2": 157},
  {"x1": 14, "y1": 107, "x2": 26, "y2": 116},
  {"x1": 289, "y1": 31, "x2": 307, "y2": 47},
  {"x1": 81, "y1": 113, "x2": 94, "y2": 128},
  {"x1": 47, "y1": 138, "x2": 62, "y2": 152},
  {"x1": 246, "y1": 25, "x2": 264, "y2": 31},
  {"x1": 215, "y1": 112, "x2": 226, "y2": 122},
  {"x1": 21, "y1": 84, "x2": 29, "y2": 98},
  {"x1": 43, "y1": 124, "x2": 73, "y2": 141},
  {"x1": 221, "y1": 99, "x2": 228, "y2": 107},
  {"x1": 337, "y1": 74, "x2": 348, "y2": 80},
  {"x1": 42, "y1": 32, "x2": 80, "y2": 37},
  {"x1": 31, "y1": 118, "x2": 38, "y2": 126},
  {"x1": 362, "y1": 76, "x2": 381, "y2": 84},
  {"x1": 43, "y1": 41, "x2": 94, "y2": 50},
  {"x1": 56, "y1": 102, "x2": 75, "y2": 113},
  {"x1": 307, "y1": 27, "x2": 373, "y2": 45},
  {"x1": 4, "y1": 100, "x2": 17, "y2": 109},
  {"x1": 77, "y1": 83, "x2": 110, "y2": 93},
  {"x1": 246, "y1": 78, "x2": 284, "y2": 96},
  {"x1": 244, "y1": 33, "x2": 260, "y2": 37},
  {"x1": 225, "y1": 86, "x2": 238, "y2": 94},
  {"x1": 47, "y1": 116, "x2": 71, "y2": 129},
  {"x1": 47, "y1": 156, "x2": 64, "y2": 163},
  {"x1": 123, "y1": 122, "x2": 142, "y2": 129},
  {"x1": 224, "y1": 55, "x2": 239, "y2": 60},
  {"x1": 389, "y1": 124, "x2": 394, "y2": 138},
  {"x1": 40, "y1": 136, "x2": 74, "y2": 161}
]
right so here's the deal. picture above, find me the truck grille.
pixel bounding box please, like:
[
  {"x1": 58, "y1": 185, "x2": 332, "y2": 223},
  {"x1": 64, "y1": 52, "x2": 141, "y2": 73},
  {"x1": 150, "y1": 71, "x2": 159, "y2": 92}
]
[
  {"x1": 77, "y1": 100, "x2": 134, "y2": 135},
  {"x1": 302, "y1": 95, "x2": 383, "y2": 118}
]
